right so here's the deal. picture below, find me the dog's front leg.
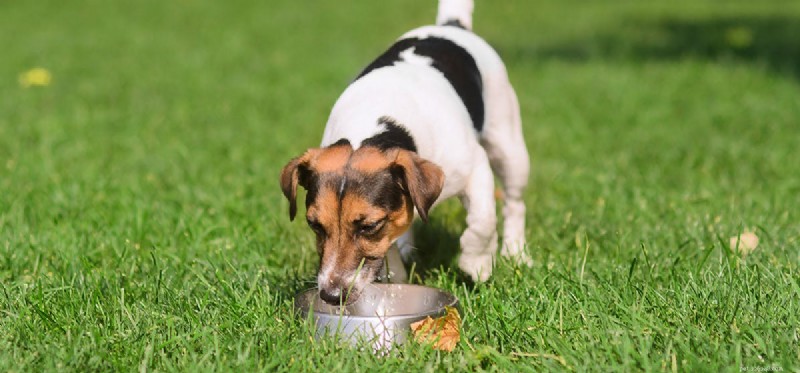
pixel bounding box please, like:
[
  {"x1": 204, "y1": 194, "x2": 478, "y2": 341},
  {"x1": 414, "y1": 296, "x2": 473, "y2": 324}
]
[{"x1": 458, "y1": 150, "x2": 498, "y2": 282}]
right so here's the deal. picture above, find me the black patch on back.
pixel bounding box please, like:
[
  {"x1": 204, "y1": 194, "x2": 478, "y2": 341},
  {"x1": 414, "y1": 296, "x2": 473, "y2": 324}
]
[
  {"x1": 442, "y1": 19, "x2": 466, "y2": 29},
  {"x1": 361, "y1": 116, "x2": 417, "y2": 152},
  {"x1": 330, "y1": 138, "x2": 351, "y2": 148},
  {"x1": 356, "y1": 37, "x2": 485, "y2": 132}
]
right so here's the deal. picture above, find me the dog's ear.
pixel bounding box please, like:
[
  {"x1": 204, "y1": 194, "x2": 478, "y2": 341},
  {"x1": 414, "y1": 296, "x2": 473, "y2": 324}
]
[
  {"x1": 390, "y1": 150, "x2": 445, "y2": 223},
  {"x1": 280, "y1": 149, "x2": 319, "y2": 221}
]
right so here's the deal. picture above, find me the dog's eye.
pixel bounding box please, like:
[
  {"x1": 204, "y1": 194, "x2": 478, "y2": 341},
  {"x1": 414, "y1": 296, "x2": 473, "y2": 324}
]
[
  {"x1": 307, "y1": 218, "x2": 325, "y2": 235},
  {"x1": 356, "y1": 218, "x2": 386, "y2": 235}
]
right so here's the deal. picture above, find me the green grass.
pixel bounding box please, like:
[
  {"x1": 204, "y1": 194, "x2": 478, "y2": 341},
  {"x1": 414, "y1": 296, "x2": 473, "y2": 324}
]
[{"x1": 2, "y1": 0, "x2": 799, "y2": 371}]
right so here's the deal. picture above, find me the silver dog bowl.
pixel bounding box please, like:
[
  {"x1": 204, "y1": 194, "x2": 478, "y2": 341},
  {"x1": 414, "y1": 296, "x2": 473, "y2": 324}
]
[{"x1": 295, "y1": 284, "x2": 459, "y2": 350}]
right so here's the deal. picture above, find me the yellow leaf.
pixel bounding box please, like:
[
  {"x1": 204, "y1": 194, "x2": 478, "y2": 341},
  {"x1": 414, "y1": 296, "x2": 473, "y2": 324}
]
[{"x1": 409, "y1": 306, "x2": 461, "y2": 351}]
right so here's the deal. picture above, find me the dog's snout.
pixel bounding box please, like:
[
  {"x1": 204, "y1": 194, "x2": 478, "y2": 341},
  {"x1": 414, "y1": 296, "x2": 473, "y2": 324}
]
[{"x1": 319, "y1": 288, "x2": 343, "y2": 305}]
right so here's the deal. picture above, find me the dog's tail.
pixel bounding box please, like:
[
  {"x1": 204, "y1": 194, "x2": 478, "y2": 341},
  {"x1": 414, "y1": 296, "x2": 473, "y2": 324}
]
[{"x1": 436, "y1": 0, "x2": 474, "y2": 30}]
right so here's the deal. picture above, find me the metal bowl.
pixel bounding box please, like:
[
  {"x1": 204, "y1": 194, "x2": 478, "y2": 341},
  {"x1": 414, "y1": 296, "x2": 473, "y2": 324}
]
[{"x1": 295, "y1": 284, "x2": 459, "y2": 350}]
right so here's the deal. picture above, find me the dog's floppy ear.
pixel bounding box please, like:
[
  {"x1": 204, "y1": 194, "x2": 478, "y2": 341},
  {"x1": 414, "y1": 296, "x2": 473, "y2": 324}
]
[
  {"x1": 279, "y1": 149, "x2": 319, "y2": 221},
  {"x1": 390, "y1": 150, "x2": 445, "y2": 223}
]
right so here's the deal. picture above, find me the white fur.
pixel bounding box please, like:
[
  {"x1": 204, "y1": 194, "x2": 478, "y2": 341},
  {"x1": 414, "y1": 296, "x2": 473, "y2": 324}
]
[
  {"x1": 319, "y1": 2, "x2": 531, "y2": 282},
  {"x1": 437, "y1": 0, "x2": 474, "y2": 30}
]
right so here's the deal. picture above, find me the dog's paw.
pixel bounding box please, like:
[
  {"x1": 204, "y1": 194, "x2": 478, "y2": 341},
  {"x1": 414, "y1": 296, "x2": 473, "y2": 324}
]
[{"x1": 458, "y1": 254, "x2": 493, "y2": 282}]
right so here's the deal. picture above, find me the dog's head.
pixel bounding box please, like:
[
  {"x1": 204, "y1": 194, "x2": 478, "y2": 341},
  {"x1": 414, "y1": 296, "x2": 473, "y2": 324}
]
[{"x1": 280, "y1": 141, "x2": 444, "y2": 305}]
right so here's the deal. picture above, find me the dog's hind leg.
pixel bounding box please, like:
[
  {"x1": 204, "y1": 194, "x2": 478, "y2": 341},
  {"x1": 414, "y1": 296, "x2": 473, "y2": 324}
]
[
  {"x1": 458, "y1": 148, "x2": 498, "y2": 282},
  {"x1": 481, "y1": 79, "x2": 532, "y2": 266}
]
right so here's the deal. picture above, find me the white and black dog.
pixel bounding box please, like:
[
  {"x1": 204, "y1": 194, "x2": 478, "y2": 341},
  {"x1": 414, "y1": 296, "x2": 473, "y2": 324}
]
[{"x1": 281, "y1": 0, "x2": 530, "y2": 305}]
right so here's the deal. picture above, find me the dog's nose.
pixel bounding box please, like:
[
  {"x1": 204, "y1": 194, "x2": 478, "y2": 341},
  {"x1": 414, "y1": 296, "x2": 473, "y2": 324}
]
[{"x1": 319, "y1": 288, "x2": 343, "y2": 305}]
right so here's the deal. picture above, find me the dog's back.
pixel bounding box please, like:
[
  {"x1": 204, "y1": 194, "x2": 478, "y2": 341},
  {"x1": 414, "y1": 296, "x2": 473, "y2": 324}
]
[
  {"x1": 321, "y1": 0, "x2": 517, "y2": 203},
  {"x1": 284, "y1": 0, "x2": 531, "y2": 293}
]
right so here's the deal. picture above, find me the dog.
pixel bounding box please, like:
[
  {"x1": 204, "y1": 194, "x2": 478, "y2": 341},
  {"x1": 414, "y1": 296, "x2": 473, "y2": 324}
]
[{"x1": 280, "y1": 0, "x2": 530, "y2": 305}]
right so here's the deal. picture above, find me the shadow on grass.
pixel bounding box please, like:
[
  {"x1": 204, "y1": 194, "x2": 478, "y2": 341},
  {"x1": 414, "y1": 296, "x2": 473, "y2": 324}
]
[
  {"x1": 502, "y1": 15, "x2": 800, "y2": 79},
  {"x1": 409, "y1": 212, "x2": 475, "y2": 288}
]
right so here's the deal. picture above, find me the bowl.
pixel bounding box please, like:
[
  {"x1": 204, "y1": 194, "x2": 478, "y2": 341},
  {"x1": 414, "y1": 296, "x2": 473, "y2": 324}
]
[{"x1": 294, "y1": 283, "x2": 459, "y2": 350}]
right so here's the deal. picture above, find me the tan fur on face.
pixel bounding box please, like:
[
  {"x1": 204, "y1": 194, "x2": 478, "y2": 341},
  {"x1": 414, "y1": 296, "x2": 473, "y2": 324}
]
[
  {"x1": 306, "y1": 187, "x2": 339, "y2": 238},
  {"x1": 280, "y1": 143, "x2": 354, "y2": 221},
  {"x1": 339, "y1": 192, "x2": 414, "y2": 259},
  {"x1": 285, "y1": 145, "x2": 441, "y2": 263},
  {"x1": 348, "y1": 147, "x2": 394, "y2": 173},
  {"x1": 310, "y1": 144, "x2": 353, "y2": 173},
  {"x1": 281, "y1": 144, "x2": 444, "y2": 303},
  {"x1": 308, "y1": 172, "x2": 413, "y2": 276}
]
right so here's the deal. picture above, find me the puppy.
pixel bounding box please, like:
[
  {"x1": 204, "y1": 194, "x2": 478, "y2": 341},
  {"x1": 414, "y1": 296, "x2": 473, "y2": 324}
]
[{"x1": 280, "y1": 0, "x2": 531, "y2": 305}]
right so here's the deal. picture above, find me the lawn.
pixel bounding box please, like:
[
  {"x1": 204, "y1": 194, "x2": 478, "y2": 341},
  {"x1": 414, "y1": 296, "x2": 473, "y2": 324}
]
[{"x1": 1, "y1": 0, "x2": 799, "y2": 371}]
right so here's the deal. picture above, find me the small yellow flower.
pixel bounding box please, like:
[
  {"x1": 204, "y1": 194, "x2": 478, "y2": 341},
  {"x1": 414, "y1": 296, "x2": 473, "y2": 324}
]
[{"x1": 19, "y1": 67, "x2": 52, "y2": 88}]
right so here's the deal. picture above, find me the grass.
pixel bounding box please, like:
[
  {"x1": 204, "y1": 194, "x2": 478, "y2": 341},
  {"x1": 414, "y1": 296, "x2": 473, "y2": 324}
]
[{"x1": 1, "y1": 0, "x2": 799, "y2": 371}]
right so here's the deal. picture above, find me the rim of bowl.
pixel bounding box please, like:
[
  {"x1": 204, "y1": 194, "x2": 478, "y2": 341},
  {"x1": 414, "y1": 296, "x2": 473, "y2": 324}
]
[{"x1": 294, "y1": 284, "x2": 459, "y2": 319}]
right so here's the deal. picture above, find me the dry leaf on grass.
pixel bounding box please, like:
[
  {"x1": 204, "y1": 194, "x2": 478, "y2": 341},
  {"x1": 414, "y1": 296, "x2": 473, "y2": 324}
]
[
  {"x1": 409, "y1": 306, "x2": 461, "y2": 351},
  {"x1": 729, "y1": 231, "x2": 759, "y2": 256}
]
